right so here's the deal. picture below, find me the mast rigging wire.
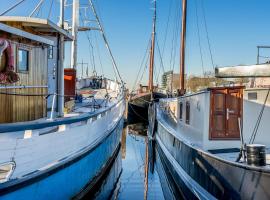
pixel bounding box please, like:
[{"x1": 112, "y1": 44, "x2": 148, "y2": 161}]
[
  {"x1": 79, "y1": 9, "x2": 100, "y2": 76},
  {"x1": 47, "y1": 0, "x2": 53, "y2": 19},
  {"x1": 0, "y1": 0, "x2": 26, "y2": 16},
  {"x1": 94, "y1": 31, "x2": 105, "y2": 76},
  {"x1": 153, "y1": 63, "x2": 159, "y2": 85},
  {"x1": 29, "y1": 0, "x2": 45, "y2": 17},
  {"x1": 131, "y1": 38, "x2": 152, "y2": 94},
  {"x1": 249, "y1": 88, "x2": 270, "y2": 144},
  {"x1": 195, "y1": 0, "x2": 205, "y2": 76},
  {"x1": 201, "y1": 0, "x2": 215, "y2": 71},
  {"x1": 156, "y1": 38, "x2": 166, "y2": 83},
  {"x1": 88, "y1": 0, "x2": 124, "y2": 84},
  {"x1": 169, "y1": 0, "x2": 181, "y2": 72},
  {"x1": 137, "y1": 54, "x2": 150, "y2": 90},
  {"x1": 161, "y1": 0, "x2": 173, "y2": 57}
]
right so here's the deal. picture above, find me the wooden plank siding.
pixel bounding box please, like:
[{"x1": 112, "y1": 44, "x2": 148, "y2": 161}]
[{"x1": 0, "y1": 40, "x2": 48, "y2": 123}]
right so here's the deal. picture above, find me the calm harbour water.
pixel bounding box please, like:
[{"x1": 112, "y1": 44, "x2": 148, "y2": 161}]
[{"x1": 92, "y1": 124, "x2": 168, "y2": 200}]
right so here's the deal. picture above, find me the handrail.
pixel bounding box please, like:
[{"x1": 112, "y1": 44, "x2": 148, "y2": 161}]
[
  {"x1": 0, "y1": 95, "x2": 124, "y2": 133},
  {"x1": 0, "y1": 85, "x2": 48, "y2": 89}
]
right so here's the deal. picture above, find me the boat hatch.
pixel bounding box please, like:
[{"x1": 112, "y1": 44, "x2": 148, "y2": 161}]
[
  {"x1": 0, "y1": 162, "x2": 15, "y2": 183},
  {"x1": 209, "y1": 86, "x2": 244, "y2": 140}
]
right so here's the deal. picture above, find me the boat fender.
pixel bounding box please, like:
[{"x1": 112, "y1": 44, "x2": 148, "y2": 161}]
[{"x1": 0, "y1": 39, "x2": 19, "y2": 84}]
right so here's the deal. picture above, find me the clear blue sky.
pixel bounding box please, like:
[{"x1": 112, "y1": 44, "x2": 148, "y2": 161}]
[{"x1": 1, "y1": 0, "x2": 270, "y2": 89}]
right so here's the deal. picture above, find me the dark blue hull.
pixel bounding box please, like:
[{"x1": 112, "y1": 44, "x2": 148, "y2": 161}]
[{"x1": 155, "y1": 120, "x2": 270, "y2": 200}]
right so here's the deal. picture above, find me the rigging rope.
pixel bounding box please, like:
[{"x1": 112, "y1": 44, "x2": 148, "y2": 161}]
[
  {"x1": 79, "y1": 11, "x2": 97, "y2": 76},
  {"x1": 131, "y1": 37, "x2": 152, "y2": 94},
  {"x1": 156, "y1": 38, "x2": 166, "y2": 83},
  {"x1": 94, "y1": 31, "x2": 105, "y2": 76},
  {"x1": 249, "y1": 88, "x2": 270, "y2": 144},
  {"x1": 195, "y1": 0, "x2": 205, "y2": 76},
  {"x1": 29, "y1": 0, "x2": 45, "y2": 17},
  {"x1": 88, "y1": 0, "x2": 124, "y2": 84},
  {"x1": 137, "y1": 53, "x2": 150, "y2": 91},
  {"x1": 201, "y1": 0, "x2": 215, "y2": 71},
  {"x1": 0, "y1": 0, "x2": 26, "y2": 16},
  {"x1": 169, "y1": 0, "x2": 181, "y2": 72},
  {"x1": 161, "y1": 0, "x2": 173, "y2": 57},
  {"x1": 153, "y1": 63, "x2": 159, "y2": 85},
  {"x1": 47, "y1": 0, "x2": 53, "y2": 19}
]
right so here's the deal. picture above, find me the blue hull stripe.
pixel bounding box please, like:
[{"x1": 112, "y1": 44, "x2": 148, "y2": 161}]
[{"x1": 0, "y1": 118, "x2": 123, "y2": 200}]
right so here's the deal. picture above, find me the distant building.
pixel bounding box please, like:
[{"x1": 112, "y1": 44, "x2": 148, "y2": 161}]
[
  {"x1": 252, "y1": 78, "x2": 270, "y2": 88},
  {"x1": 162, "y1": 71, "x2": 180, "y2": 93}
]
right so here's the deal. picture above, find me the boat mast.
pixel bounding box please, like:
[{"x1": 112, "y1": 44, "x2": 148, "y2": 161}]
[
  {"x1": 149, "y1": 0, "x2": 156, "y2": 98},
  {"x1": 57, "y1": 0, "x2": 65, "y2": 116},
  {"x1": 71, "y1": 0, "x2": 79, "y2": 69},
  {"x1": 179, "y1": 0, "x2": 187, "y2": 96}
]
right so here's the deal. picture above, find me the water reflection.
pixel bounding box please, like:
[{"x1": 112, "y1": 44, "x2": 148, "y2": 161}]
[
  {"x1": 91, "y1": 124, "x2": 179, "y2": 200},
  {"x1": 117, "y1": 125, "x2": 164, "y2": 200}
]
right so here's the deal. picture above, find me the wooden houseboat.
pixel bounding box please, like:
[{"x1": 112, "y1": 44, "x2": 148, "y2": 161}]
[{"x1": 0, "y1": 1, "x2": 125, "y2": 199}]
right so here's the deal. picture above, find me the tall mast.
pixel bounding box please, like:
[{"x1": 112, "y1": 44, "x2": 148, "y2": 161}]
[
  {"x1": 71, "y1": 0, "x2": 79, "y2": 69},
  {"x1": 148, "y1": 0, "x2": 156, "y2": 96},
  {"x1": 57, "y1": 0, "x2": 65, "y2": 116},
  {"x1": 179, "y1": 0, "x2": 187, "y2": 95}
]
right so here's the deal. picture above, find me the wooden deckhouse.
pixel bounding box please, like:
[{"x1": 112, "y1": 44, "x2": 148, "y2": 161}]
[{"x1": 0, "y1": 17, "x2": 72, "y2": 123}]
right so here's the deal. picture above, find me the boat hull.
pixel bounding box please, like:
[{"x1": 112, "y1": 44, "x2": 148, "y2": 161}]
[
  {"x1": 0, "y1": 118, "x2": 124, "y2": 200},
  {"x1": 155, "y1": 119, "x2": 270, "y2": 200},
  {"x1": 128, "y1": 92, "x2": 165, "y2": 124}
]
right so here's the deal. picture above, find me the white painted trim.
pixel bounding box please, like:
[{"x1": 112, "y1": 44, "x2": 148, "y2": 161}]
[
  {"x1": 0, "y1": 16, "x2": 73, "y2": 40},
  {"x1": 156, "y1": 134, "x2": 216, "y2": 200},
  {"x1": 0, "y1": 23, "x2": 54, "y2": 45}
]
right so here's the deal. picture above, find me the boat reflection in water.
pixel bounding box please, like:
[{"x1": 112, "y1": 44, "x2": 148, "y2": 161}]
[
  {"x1": 89, "y1": 124, "x2": 175, "y2": 200},
  {"x1": 86, "y1": 146, "x2": 122, "y2": 200}
]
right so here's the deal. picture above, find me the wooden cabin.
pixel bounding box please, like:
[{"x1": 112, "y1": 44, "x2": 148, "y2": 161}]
[{"x1": 0, "y1": 17, "x2": 72, "y2": 123}]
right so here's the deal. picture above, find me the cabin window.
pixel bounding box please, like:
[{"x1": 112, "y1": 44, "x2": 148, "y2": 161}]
[
  {"x1": 179, "y1": 102, "x2": 183, "y2": 120},
  {"x1": 248, "y1": 92, "x2": 257, "y2": 100},
  {"x1": 186, "y1": 101, "x2": 190, "y2": 124},
  {"x1": 48, "y1": 45, "x2": 53, "y2": 59},
  {"x1": 18, "y1": 49, "x2": 29, "y2": 72}
]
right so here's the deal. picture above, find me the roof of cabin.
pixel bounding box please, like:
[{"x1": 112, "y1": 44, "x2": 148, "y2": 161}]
[
  {"x1": 0, "y1": 16, "x2": 73, "y2": 41},
  {"x1": 0, "y1": 22, "x2": 54, "y2": 45}
]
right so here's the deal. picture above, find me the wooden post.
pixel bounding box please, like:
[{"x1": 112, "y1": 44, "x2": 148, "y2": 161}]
[
  {"x1": 179, "y1": 0, "x2": 187, "y2": 96},
  {"x1": 149, "y1": 0, "x2": 156, "y2": 100}
]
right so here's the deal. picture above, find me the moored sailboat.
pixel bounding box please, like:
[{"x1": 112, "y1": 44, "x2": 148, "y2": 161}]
[{"x1": 128, "y1": 0, "x2": 165, "y2": 125}]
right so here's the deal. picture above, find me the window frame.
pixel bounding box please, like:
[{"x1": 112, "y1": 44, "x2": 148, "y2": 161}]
[
  {"x1": 17, "y1": 47, "x2": 30, "y2": 73},
  {"x1": 48, "y1": 45, "x2": 53, "y2": 59},
  {"x1": 186, "y1": 101, "x2": 190, "y2": 124},
  {"x1": 179, "y1": 102, "x2": 183, "y2": 120}
]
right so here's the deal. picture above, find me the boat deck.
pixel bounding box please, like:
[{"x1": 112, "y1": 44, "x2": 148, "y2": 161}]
[
  {"x1": 72, "y1": 88, "x2": 118, "y2": 114},
  {"x1": 211, "y1": 148, "x2": 270, "y2": 166}
]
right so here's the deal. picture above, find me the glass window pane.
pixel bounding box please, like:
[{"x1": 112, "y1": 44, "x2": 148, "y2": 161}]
[{"x1": 18, "y1": 49, "x2": 29, "y2": 72}]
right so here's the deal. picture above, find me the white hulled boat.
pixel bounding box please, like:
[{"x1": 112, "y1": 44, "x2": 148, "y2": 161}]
[{"x1": 0, "y1": 1, "x2": 125, "y2": 199}]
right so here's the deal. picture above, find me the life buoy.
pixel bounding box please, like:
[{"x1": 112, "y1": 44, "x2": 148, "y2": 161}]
[{"x1": 0, "y1": 39, "x2": 19, "y2": 84}]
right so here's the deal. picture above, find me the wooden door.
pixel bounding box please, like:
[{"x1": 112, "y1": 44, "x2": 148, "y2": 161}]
[
  {"x1": 226, "y1": 89, "x2": 242, "y2": 138},
  {"x1": 210, "y1": 87, "x2": 243, "y2": 140}
]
